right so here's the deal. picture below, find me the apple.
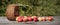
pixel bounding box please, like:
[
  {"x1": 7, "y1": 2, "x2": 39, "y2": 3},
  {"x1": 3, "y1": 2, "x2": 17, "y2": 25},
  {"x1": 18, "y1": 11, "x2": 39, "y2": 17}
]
[
  {"x1": 48, "y1": 17, "x2": 53, "y2": 21},
  {"x1": 38, "y1": 17, "x2": 42, "y2": 21},
  {"x1": 33, "y1": 18, "x2": 38, "y2": 22},
  {"x1": 21, "y1": 16, "x2": 24, "y2": 19},
  {"x1": 28, "y1": 16, "x2": 33, "y2": 21},
  {"x1": 33, "y1": 16, "x2": 38, "y2": 22},
  {"x1": 18, "y1": 17, "x2": 23, "y2": 22},
  {"x1": 16, "y1": 16, "x2": 21, "y2": 21},
  {"x1": 23, "y1": 16, "x2": 28, "y2": 22},
  {"x1": 23, "y1": 18, "x2": 28, "y2": 22},
  {"x1": 16, "y1": 16, "x2": 23, "y2": 22},
  {"x1": 16, "y1": 17, "x2": 19, "y2": 21},
  {"x1": 42, "y1": 17, "x2": 46, "y2": 21},
  {"x1": 46, "y1": 16, "x2": 53, "y2": 21},
  {"x1": 31, "y1": 16, "x2": 37, "y2": 19}
]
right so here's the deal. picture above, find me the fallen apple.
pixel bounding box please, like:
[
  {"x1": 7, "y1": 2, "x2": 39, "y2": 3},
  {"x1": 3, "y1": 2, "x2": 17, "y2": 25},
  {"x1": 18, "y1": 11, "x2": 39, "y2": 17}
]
[
  {"x1": 16, "y1": 16, "x2": 23, "y2": 22},
  {"x1": 18, "y1": 17, "x2": 23, "y2": 22},
  {"x1": 48, "y1": 17, "x2": 53, "y2": 21},
  {"x1": 16, "y1": 17, "x2": 19, "y2": 21},
  {"x1": 21, "y1": 16, "x2": 24, "y2": 19},
  {"x1": 33, "y1": 16, "x2": 38, "y2": 22},
  {"x1": 28, "y1": 16, "x2": 33, "y2": 21},
  {"x1": 33, "y1": 18, "x2": 38, "y2": 22},
  {"x1": 38, "y1": 17, "x2": 42, "y2": 21},
  {"x1": 46, "y1": 16, "x2": 53, "y2": 21},
  {"x1": 16, "y1": 16, "x2": 21, "y2": 21},
  {"x1": 23, "y1": 16, "x2": 28, "y2": 22},
  {"x1": 42, "y1": 17, "x2": 46, "y2": 21},
  {"x1": 31, "y1": 16, "x2": 37, "y2": 19}
]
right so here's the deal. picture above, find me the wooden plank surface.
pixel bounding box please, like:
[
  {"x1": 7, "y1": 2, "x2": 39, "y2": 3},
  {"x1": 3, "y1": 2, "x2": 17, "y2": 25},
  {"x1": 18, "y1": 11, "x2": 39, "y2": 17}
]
[{"x1": 0, "y1": 16, "x2": 60, "y2": 25}]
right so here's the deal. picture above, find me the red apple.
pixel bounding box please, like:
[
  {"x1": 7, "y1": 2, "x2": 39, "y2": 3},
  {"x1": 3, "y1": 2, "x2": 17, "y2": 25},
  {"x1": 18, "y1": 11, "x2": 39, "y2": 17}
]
[
  {"x1": 21, "y1": 16, "x2": 24, "y2": 19},
  {"x1": 18, "y1": 17, "x2": 23, "y2": 22},
  {"x1": 16, "y1": 16, "x2": 21, "y2": 21},
  {"x1": 16, "y1": 16, "x2": 23, "y2": 22},
  {"x1": 33, "y1": 16, "x2": 38, "y2": 22},
  {"x1": 23, "y1": 16, "x2": 28, "y2": 22},
  {"x1": 48, "y1": 17, "x2": 53, "y2": 21},
  {"x1": 33, "y1": 18, "x2": 38, "y2": 22},
  {"x1": 42, "y1": 17, "x2": 46, "y2": 21},
  {"x1": 38, "y1": 17, "x2": 42, "y2": 21},
  {"x1": 28, "y1": 16, "x2": 33, "y2": 21},
  {"x1": 31, "y1": 16, "x2": 37, "y2": 19},
  {"x1": 46, "y1": 16, "x2": 53, "y2": 21}
]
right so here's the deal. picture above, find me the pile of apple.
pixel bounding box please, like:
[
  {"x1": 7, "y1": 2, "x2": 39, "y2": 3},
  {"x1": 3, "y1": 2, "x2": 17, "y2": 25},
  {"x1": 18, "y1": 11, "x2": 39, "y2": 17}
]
[{"x1": 16, "y1": 16, "x2": 53, "y2": 22}]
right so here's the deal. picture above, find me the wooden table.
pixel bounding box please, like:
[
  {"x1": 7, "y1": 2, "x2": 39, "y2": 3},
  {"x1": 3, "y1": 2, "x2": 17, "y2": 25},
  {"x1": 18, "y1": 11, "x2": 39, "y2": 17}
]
[{"x1": 0, "y1": 16, "x2": 60, "y2": 25}]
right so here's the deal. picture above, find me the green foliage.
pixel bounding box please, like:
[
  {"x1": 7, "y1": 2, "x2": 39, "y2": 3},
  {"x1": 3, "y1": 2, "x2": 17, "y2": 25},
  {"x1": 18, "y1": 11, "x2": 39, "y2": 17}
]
[{"x1": 0, "y1": 0, "x2": 60, "y2": 16}]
